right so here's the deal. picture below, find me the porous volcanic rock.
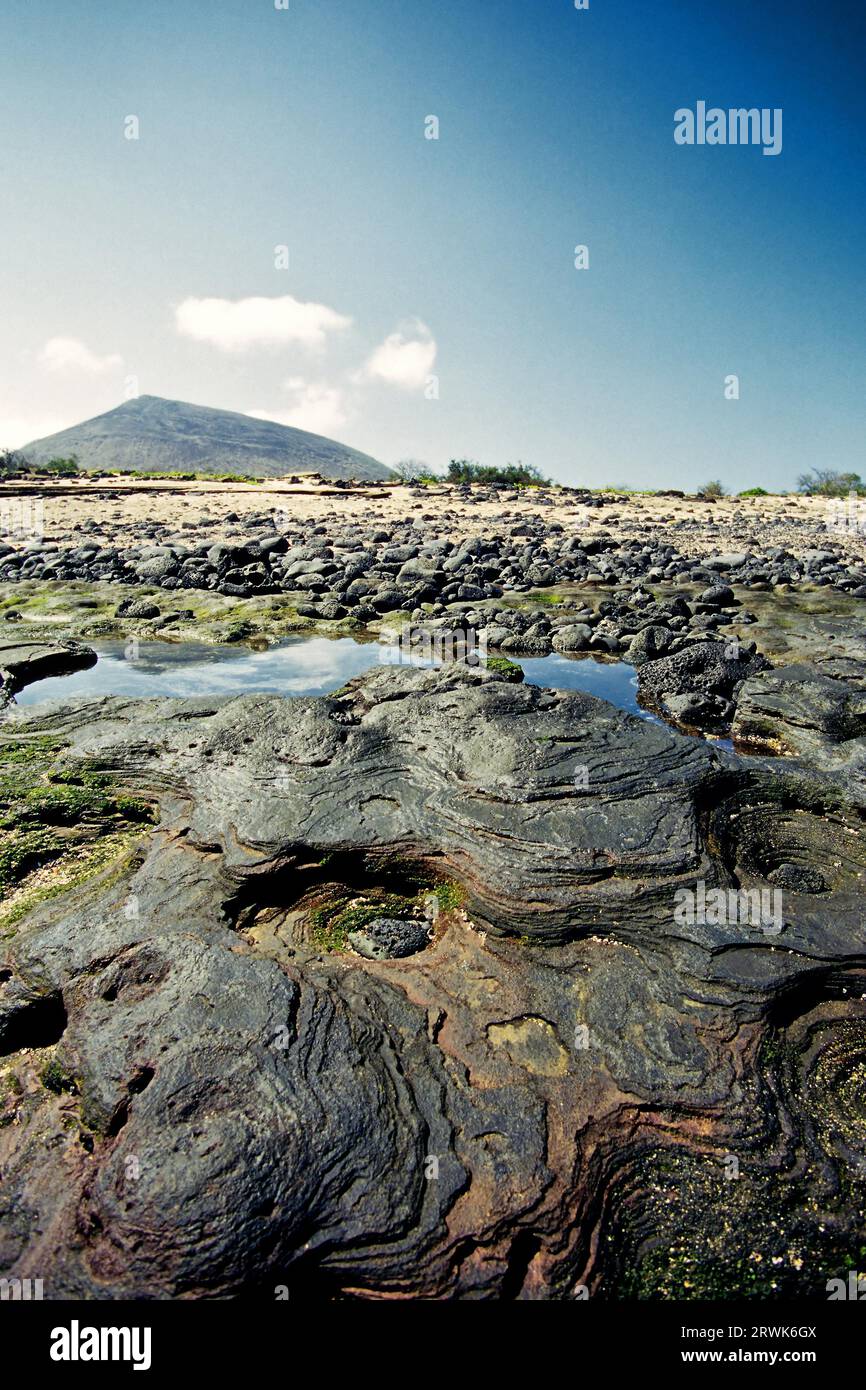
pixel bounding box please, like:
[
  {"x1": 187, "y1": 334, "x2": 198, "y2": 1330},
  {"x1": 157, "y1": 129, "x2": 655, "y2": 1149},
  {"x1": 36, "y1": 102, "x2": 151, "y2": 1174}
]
[
  {"x1": 348, "y1": 917, "x2": 430, "y2": 960},
  {"x1": 637, "y1": 639, "x2": 771, "y2": 732}
]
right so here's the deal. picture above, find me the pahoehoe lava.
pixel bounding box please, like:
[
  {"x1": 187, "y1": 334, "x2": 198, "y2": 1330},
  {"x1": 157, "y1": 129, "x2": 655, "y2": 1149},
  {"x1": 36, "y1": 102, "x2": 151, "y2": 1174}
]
[{"x1": 1, "y1": 662, "x2": 865, "y2": 1299}]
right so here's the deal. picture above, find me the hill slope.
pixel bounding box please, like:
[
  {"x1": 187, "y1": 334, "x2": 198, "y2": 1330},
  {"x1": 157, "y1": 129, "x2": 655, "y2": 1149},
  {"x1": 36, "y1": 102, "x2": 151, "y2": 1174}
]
[{"x1": 19, "y1": 395, "x2": 393, "y2": 480}]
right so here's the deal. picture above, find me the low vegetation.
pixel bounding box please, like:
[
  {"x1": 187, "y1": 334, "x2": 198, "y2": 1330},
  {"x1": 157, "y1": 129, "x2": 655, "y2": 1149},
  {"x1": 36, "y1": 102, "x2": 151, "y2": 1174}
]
[
  {"x1": 393, "y1": 458, "x2": 439, "y2": 483},
  {"x1": 484, "y1": 655, "x2": 525, "y2": 682},
  {"x1": 797, "y1": 468, "x2": 865, "y2": 497},
  {"x1": 43, "y1": 456, "x2": 79, "y2": 476},
  {"x1": 445, "y1": 459, "x2": 551, "y2": 486},
  {"x1": 102, "y1": 468, "x2": 266, "y2": 483},
  {"x1": 0, "y1": 448, "x2": 26, "y2": 475},
  {"x1": 0, "y1": 450, "x2": 270, "y2": 484},
  {"x1": 0, "y1": 452, "x2": 80, "y2": 476}
]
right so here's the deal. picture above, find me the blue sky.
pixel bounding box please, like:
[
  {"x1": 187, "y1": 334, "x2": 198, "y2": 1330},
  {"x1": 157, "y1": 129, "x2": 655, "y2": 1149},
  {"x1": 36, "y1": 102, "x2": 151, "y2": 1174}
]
[{"x1": 1, "y1": 0, "x2": 863, "y2": 488}]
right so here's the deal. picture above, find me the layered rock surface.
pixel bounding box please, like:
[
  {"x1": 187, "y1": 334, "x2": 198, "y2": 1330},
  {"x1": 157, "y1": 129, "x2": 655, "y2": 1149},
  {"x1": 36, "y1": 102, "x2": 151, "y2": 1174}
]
[
  {"x1": 0, "y1": 640, "x2": 96, "y2": 709},
  {"x1": 1, "y1": 666, "x2": 865, "y2": 1299}
]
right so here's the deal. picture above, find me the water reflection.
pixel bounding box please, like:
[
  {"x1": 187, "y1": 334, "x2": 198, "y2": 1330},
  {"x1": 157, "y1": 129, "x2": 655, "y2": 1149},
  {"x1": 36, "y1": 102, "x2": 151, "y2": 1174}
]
[{"x1": 15, "y1": 636, "x2": 649, "y2": 717}]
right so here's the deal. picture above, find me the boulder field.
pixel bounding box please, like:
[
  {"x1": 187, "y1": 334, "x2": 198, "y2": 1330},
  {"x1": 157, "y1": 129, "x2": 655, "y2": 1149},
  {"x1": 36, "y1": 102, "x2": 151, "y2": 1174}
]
[{"x1": 2, "y1": 514, "x2": 865, "y2": 609}]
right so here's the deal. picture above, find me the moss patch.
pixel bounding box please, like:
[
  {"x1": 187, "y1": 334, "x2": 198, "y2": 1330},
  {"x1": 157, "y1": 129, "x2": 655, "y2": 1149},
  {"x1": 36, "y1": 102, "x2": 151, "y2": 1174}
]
[
  {"x1": 484, "y1": 656, "x2": 525, "y2": 683},
  {"x1": 309, "y1": 888, "x2": 426, "y2": 953},
  {"x1": 39, "y1": 1057, "x2": 79, "y2": 1096},
  {"x1": 433, "y1": 880, "x2": 467, "y2": 912},
  {"x1": 0, "y1": 735, "x2": 154, "y2": 933}
]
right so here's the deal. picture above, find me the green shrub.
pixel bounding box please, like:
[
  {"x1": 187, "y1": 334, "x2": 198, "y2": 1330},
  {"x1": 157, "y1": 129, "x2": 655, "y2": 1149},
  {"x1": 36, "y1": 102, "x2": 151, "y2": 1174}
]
[
  {"x1": 446, "y1": 459, "x2": 550, "y2": 487},
  {"x1": 43, "y1": 456, "x2": 79, "y2": 476},
  {"x1": 0, "y1": 448, "x2": 25, "y2": 474}
]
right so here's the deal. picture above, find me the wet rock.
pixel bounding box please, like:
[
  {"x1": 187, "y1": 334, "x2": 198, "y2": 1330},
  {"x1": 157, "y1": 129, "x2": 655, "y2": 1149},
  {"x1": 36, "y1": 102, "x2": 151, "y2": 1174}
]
[
  {"x1": 123, "y1": 600, "x2": 161, "y2": 620},
  {"x1": 551, "y1": 624, "x2": 593, "y2": 653},
  {"x1": 482, "y1": 625, "x2": 515, "y2": 649},
  {"x1": 705, "y1": 553, "x2": 749, "y2": 570},
  {"x1": 626, "y1": 625, "x2": 673, "y2": 665},
  {"x1": 700, "y1": 584, "x2": 737, "y2": 608},
  {"x1": 589, "y1": 633, "x2": 622, "y2": 654},
  {"x1": 371, "y1": 588, "x2": 405, "y2": 612},
  {"x1": 767, "y1": 862, "x2": 826, "y2": 894},
  {"x1": 316, "y1": 599, "x2": 347, "y2": 621},
  {"x1": 0, "y1": 639, "x2": 97, "y2": 704},
  {"x1": 136, "y1": 556, "x2": 177, "y2": 582},
  {"x1": 732, "y1": 663, "x2": 866, "y2": 762},
  {"x1": 661, "y1": 690, "x2": 734, "y2": 732},
  {"x1": 500, "y1": 633, "x2": 553, "y2": 655}
]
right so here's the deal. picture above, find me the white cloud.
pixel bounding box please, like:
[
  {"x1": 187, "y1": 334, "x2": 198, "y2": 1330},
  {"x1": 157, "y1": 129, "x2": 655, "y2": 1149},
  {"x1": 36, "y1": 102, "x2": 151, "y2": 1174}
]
[
  {"x1": 175, "y1": 294, "x2": 353, "y2": 352},
  {"x1": 38, "y1": 337, "x2": 122, "y2": 375},
  {"x1": 361, "y1": 319, "x2": 437, "y2": 390},
  {"x1": 248, "y1": 378, "x2": 349, "y2": 437}
]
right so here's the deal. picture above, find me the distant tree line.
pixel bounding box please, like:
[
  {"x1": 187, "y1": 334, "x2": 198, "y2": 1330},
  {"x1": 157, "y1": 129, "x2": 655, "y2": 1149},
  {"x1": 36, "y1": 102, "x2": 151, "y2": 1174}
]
[
  {"x1": 394, "y1": 457, "x2": 551, "y2": 487},
  {"x1": 446, "y1": 458, "x2": 550, "y2": 486},
  {"x1": 0, "y1": 448, "x2": 24, "y2": 475},
  {"x1": 6, "y1": 448, "x2": 860, "y2": 499},
  {"x1": 0, "y1": 449, "x2": 79, "y2": 476},
  {"x1": 797, "y1": 468, "x2": 864, "y2": 497},
  {"x1": 0, "y1": 450, "x2": 279, "y2": 483}
]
